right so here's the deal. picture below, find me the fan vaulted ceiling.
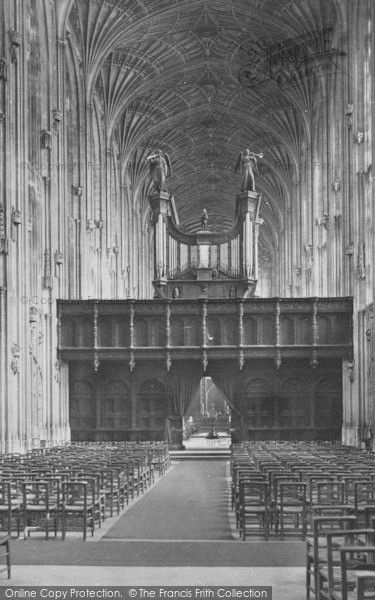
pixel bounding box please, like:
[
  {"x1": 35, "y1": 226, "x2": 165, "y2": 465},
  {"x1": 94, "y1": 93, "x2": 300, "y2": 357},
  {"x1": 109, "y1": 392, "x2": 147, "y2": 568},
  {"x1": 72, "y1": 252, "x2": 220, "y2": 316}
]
[{"x1": 65, "y1": 0, "x2": 343, "y2": 251}]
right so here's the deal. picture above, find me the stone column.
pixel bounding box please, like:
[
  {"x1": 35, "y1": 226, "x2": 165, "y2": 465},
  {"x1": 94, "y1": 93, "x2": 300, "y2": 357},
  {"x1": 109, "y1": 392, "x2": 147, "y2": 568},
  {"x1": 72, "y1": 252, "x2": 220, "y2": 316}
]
[{"x1": 0, "y1": 286, "x2": 6, "y2": 453}]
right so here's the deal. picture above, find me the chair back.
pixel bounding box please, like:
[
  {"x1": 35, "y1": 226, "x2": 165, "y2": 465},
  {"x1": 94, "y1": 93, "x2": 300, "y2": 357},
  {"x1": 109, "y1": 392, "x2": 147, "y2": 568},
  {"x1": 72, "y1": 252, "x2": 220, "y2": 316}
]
[{"x1": 315, "y1": 481, "x2": 345, "y2": 506}]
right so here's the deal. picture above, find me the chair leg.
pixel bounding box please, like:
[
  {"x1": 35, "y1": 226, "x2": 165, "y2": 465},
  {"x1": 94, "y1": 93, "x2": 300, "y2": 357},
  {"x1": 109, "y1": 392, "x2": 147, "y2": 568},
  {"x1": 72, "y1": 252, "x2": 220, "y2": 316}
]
[
  {"x1": 265, "y1": 513, "x2": 270, "y2": 541},
  {"x1": 23, "y1": 517, "x2": 28, "y2": 541},
  {"x1": 61, "y1": 508, "x2": 66, "y2": 540},
  {"x1": 55, "y1": 511, "x2": 59, "y2": 536},
  {"x1": 83, "y1": 511, "x2": 87, "y2": 541},
  {"x1": 7, "y1": 540, "x2": 10, "y2": 579},
  {"x1": 306, "y1": 548, "x2": 311, "y2": 600},
  {"x1": 46, "y1": 512, "x2": 49, "y2": 540},
  {"x1": 280, "y1": 512, "x2": 284, "y2": 541}
]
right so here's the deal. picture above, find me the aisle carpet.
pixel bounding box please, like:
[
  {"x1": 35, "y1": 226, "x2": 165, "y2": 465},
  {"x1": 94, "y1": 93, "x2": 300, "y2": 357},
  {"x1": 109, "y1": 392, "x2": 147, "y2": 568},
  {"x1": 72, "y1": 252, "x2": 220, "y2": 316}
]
[{"x1": 104, "y1": 460, "x2": 232, "y2": 540}]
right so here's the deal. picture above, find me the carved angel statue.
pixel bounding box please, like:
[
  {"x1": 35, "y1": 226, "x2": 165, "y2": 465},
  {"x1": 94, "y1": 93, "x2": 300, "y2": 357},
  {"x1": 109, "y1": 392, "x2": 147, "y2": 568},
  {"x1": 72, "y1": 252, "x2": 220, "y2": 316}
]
[
  {"x1": 235, "y1": 148, "x2": 263, "y2": 192},
  {"x1": 145, "y1": 149, "x2": 172, "y2": 194},
  {"x1": 200, "y1": 208, "x2": 208, "y2": 230}
]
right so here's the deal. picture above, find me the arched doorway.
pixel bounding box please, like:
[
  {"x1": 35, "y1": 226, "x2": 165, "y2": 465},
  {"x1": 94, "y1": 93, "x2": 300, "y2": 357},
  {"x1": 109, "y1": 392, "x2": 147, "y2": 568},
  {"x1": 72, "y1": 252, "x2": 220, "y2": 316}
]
[{"x1": 183, "y1": 377, "x2": 231, "y2": 449}]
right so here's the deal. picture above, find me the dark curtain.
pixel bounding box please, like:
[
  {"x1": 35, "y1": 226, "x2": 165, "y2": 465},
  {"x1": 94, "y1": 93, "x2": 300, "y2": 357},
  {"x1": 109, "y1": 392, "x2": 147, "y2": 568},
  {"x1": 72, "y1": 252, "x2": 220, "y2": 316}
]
[
  {"x1": 164, "y1": 363, "x2": 202, "y2": 444},
  {"x1": 209, "y1": 365, "x2": 248, "y2": 442}
]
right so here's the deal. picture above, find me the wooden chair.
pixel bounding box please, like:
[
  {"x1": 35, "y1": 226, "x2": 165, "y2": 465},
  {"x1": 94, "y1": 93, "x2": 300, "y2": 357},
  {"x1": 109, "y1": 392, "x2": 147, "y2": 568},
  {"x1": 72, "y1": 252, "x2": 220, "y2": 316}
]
[
  {"x1": 113, "y1": 467, "x2": 130, "y2": 510},
  {"x1": 363, "y1": 507, "x2": 375, "y2": 528},
  {"x1": 334, "y1": 546, "x2": 375, "y2": 600},
  {"x1": 341, "y1": 476, "x2": 370, "y2": 505},
  {"x1": 145, "y1": 452, "x2": 155, "y2": 486},
  {"x1": 0, "y1": 536, "x2": 10, "y2": 579},
  {"x1": 21, "y1": 481, "x2": 58, "y2": 540},
  {"x1": 73, "y1": 473, "x2": 106, "y2": 524},
  {"x1": 109, "y1": 461, "x2": 133, "y2": 504},
  {"x1": 61, "y1": 480, "x2": 97, "y2": 541},
  {"x1": 310, "y1": 481, "x2": 356, "y2": 517},
  {"x1": 0, "y1": 482, "x2": 20, "y2": 537},
  {"x1": 234, "y1": 473, "x2": 265, "y2": 528},
  {"x1": 272, "y1": 473, "x2": 300, "y2": 502},
  {"x1": 151, "y1": 447, "x2": 168, "y2": 476},
  {"x1": 231, "y1": 463, "x2": 256, "y2": 509},
  {"x1": 355, "y1": 572, "x2": 375, "y2": 600},
  {"x1": 98, "y1": 469, "x2": 115, "y2": 518},
  {"x1": 238, "y1": 481, "x2": 270, "y2": 541},
  {"x1": 129, "y1": 455, "x2": 149, "y2": 495},
  {"x1": 318, "y1": 532, "x2": 375, "y2": 600},
  {"x1": 275, "y1": 481, "x2": 307, "y2": 540},
  {"x1": 315, "y1": 482, "x2": 346, "y2": 507},
  {"x1": 307, "y1": 476, "x2": 336, "y2": 505},
  {"x1": 306, "y1": 515, "x2": 358, "y2": 599},
  {"x1": 354, "y1": 482, "x2": 375, "y2": 525}
]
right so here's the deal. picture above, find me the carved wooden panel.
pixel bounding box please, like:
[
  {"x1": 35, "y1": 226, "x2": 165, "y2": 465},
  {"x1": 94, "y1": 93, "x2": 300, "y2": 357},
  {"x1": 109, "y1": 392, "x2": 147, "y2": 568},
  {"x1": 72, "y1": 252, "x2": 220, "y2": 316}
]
[
  {"x1": 115, "y1": 318, "x2": 130, "y2": 347},
  {"x1": 280, "y1": 378, "x2": 309, "y2": 428},
  {"x1": 188, "y1": 317, "x2": 201, "y2": 346},
  {"x1": 70, "y1": 379, "x2": 96, "y2": 441},
  {"x1": 332, "y1": 314, "x2": 350, "y2": 344},
  {"x1": 317, "y1": 315, "x2": 331, "y2": 344},
  {"x1": 59, "y1": 299, "x2": 353, "y2": 357},
  {"x1": 280, "y1": 316, "x2": 294, "y2": 345},
  {"x1": 295, "y1": 315, "x2": 312, "y2": 344},
  {"x1": 243, "y1": 316, "x2": 257, "y2": 344},
  {"x1": 138, "y1": 379, "x2": 167, "y2": 431},
  {"x1": 171, "y1": 317, "x2": 185, "y2": 346},
  {"x1": 223, "y1": 317, "x2": 237, "y2": 345},
  {"x1": 134, "y1": 319, "x2": 148, "y2": 346},
  {"x1": 245, "y1": 377, "x2": 273, "y2": 428},
  {"x1": 150, "y1": 319, "x2": 166, "y2": 347},
  {"x1": 261, "y1": 316, "x2": 275, "y2": 344},
  {"x1": 315, "y1": 377, "x2": 341, "y2": 429},
  {"x1": 98, "y1": 318, "x2": 112, "y2": 346},
  {"x1": 239, "y1": 362, "x2": 342, "y2": 440},
  {"x1": 207, "y1": 317, "x2": 221, "y2": 345},
  {"x1": 62, "y1": 318, "x2": 76, "y2": 346},
  {"x1": 102, "y1": 380, "x2": 131, "y2": 430},
  {"x1": 81, "y1": 318, "x2": 94, "y2": 347}
]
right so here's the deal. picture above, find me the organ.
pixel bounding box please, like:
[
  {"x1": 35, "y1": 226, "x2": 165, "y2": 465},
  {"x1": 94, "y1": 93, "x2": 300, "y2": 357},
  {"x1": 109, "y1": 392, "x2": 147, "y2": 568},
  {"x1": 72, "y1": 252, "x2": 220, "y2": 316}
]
[{"x1": 150, "y1": 190, "x2": 263, "y2": 300}]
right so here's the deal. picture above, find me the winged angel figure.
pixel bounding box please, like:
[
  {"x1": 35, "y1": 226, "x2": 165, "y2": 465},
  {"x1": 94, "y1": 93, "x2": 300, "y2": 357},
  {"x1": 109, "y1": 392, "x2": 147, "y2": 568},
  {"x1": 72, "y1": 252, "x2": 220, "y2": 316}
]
[
  {"x1": 235, "y1": 148, "x2": 263, "y2": 192},
  {"x1": 145, "y1": 149, "x2": 172, "y2": 195}
]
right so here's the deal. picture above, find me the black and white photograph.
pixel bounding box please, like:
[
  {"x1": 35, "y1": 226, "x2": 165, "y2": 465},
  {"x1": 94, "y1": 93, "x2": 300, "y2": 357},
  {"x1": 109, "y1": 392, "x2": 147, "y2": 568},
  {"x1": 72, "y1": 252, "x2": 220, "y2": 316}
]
[{"x1": 0, "y1": 0, "x2": 374, "y2": 598}]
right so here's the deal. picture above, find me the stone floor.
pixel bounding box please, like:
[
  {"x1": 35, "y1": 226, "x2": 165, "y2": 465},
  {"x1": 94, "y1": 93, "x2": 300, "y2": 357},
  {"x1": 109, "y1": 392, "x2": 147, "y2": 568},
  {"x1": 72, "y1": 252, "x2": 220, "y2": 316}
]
[{"x1": 0, "y1": 565, "x2": 305, "y2": 598}]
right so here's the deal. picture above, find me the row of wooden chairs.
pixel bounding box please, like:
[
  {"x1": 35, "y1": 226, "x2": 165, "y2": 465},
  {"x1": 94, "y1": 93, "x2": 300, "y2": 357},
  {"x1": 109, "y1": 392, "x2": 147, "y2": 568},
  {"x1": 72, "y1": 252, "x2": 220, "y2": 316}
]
[
  {"x1": 231, "y1": 441, "x2": 375, "y2": 543},
  {"x1": 0, "y1": 442, "x2": 170, "y2": 542}
]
